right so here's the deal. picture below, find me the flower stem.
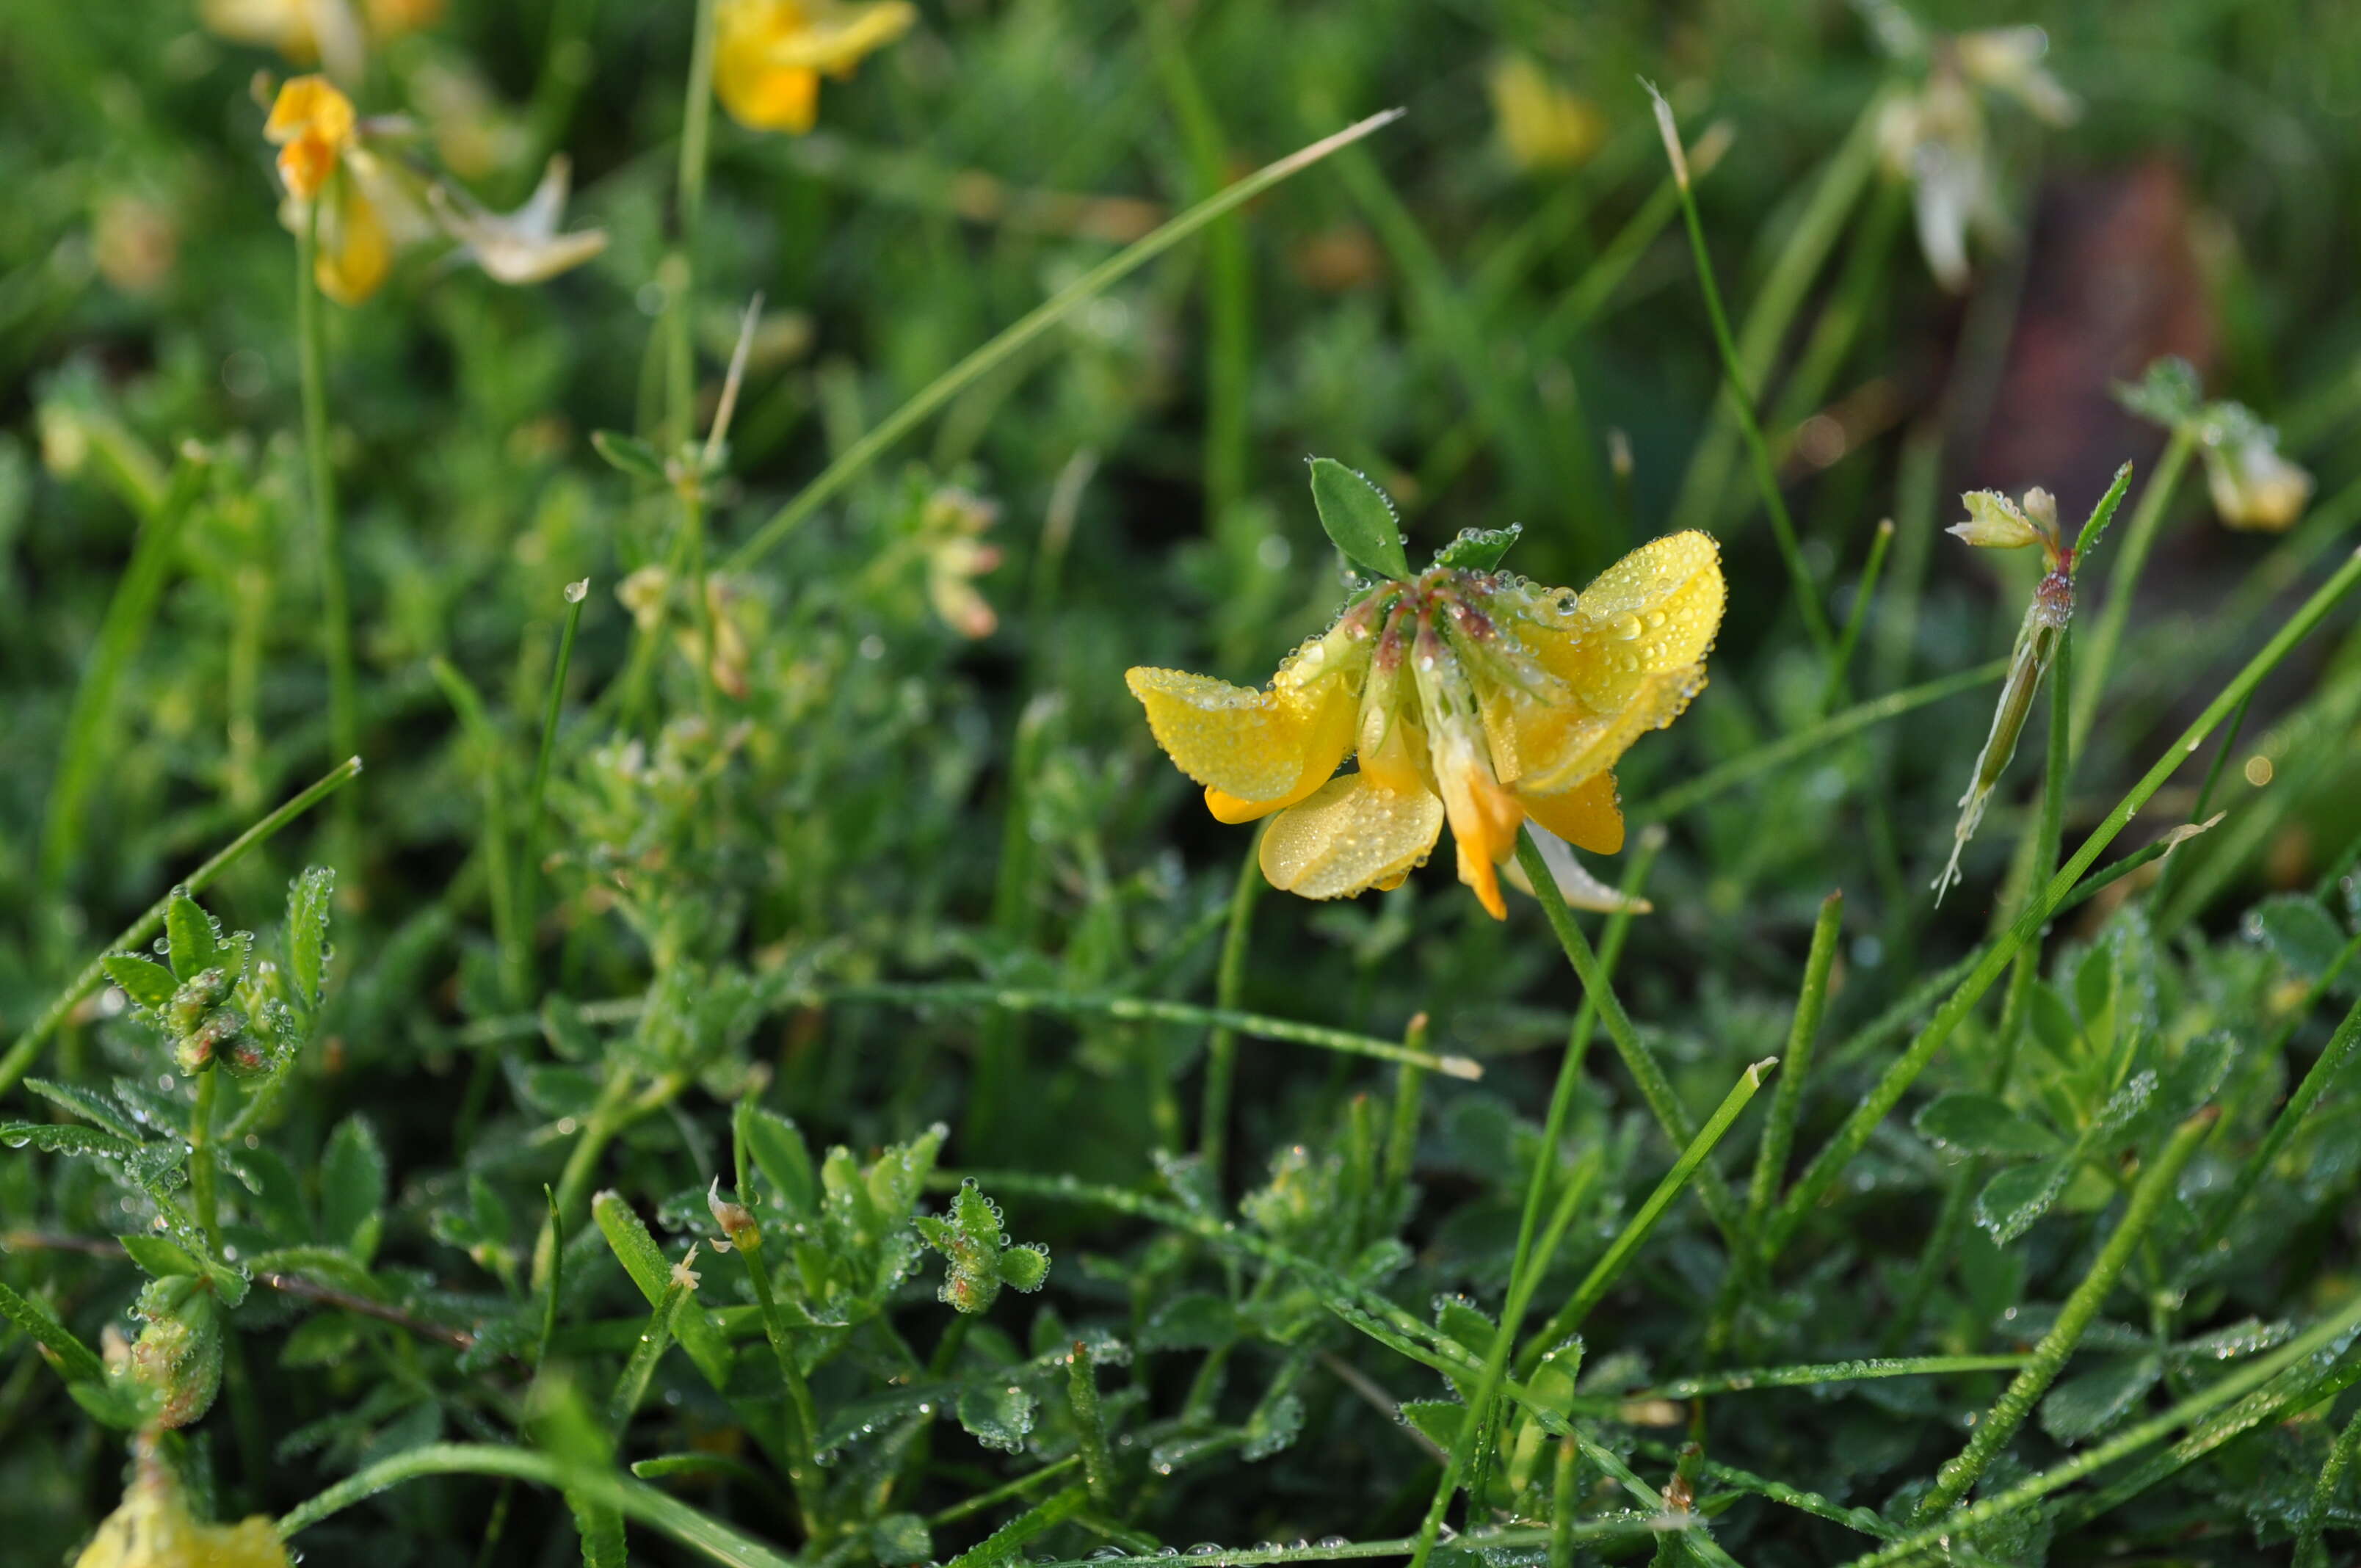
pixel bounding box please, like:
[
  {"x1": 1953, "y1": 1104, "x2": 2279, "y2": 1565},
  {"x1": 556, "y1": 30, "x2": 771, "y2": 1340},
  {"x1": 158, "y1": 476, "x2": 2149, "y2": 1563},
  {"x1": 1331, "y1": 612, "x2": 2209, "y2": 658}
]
[
  {"x1": 189, "y1": 1065, "x2": 220, "y2": 1249},
  {"x1": 2070, "y1": 426, "x2": 2194, "y2": 750},
  {"x1": 737, "y1": 1242, "x2": 826, "y2": 1545},
  {"x1": 519, "y1": 582, "x2": 589, "y2": 984},
  {"x1": 1650, "y1": 86, "x2": 1837, "y2": 659},
  {"x1": 296, "y1": 205, "x2": 359, "y2": 844},
  {"x1": 1198, "y1": 825, "x2": 1266, "y2": 1185}
]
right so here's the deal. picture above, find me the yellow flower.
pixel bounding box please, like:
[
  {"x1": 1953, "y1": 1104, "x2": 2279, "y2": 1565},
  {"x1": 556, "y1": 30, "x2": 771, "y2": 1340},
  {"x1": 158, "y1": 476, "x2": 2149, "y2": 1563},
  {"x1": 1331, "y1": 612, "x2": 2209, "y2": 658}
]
[
  {"x1": 202, "y1": 0, "x2": 435, "y2": 64},
  {"x1": 1487, "y1": 55, "x2": 1606, "y2": 173},
  {"x1": 1127, "y1": 534, "x2": 1724, "y2": 920},
  {"x1": 714, "y1": 0, "x2": 918, "y2": 134},
  {"x1": 73, "y1": 1446, "x2": 289, "y2": 1568},
  {"x1": 264, "y1": 75, "x2": 356, "y2": 200},
  {"x1": 2202, "y1": 421, "x2": 2313, "y2": 534}
]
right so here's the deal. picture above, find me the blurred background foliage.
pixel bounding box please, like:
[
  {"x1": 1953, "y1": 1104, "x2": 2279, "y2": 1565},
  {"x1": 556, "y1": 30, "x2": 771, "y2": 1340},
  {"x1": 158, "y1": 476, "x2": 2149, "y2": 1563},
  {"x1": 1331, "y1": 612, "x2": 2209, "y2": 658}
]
[{"x1": 4, "y1": 0, "x2": 2361, "y2": 1563}]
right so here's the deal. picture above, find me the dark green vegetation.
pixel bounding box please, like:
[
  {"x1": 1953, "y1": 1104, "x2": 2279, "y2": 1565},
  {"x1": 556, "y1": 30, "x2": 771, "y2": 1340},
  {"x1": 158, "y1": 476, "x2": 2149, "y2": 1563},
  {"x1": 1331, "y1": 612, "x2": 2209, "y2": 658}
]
[{"x1": 6, "y1": 1, "x2": 2361, "y2": 1564}]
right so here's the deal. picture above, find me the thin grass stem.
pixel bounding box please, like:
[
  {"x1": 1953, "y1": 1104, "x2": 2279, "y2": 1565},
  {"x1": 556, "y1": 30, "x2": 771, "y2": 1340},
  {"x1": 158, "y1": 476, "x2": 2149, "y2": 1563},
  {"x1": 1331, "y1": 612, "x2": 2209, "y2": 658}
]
[
  {"x1": 1910, "y1": 1108, "x2": 2217, "y2": 1517},
  {"x1": 724, "y1": 110, "x2": 1404, "y2": 574},
  {"x1": 296, "y1": 206, "x2": 358, "y2": 839},
  {"x1": 1766, "y1": 546, "x2": 2361, "y2": 1258},
  {"x1": 1198, "y1": 826, "x2": 1266, "y2": 1183},
  {"x1": 2070, "y1": 427, "x2": 2194, "y2": 751}
]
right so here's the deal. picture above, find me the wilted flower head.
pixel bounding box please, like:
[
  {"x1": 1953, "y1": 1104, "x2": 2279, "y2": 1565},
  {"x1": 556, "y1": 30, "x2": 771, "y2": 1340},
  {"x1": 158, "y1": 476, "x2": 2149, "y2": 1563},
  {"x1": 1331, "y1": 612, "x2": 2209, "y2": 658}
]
[
  {"x1": 714, "y1": 0, "x2": 918, "y2": 134},
  {"x1": 1487, "y1": 55, "x2": 1605, "y2": 173},
  {"x1": 1127, "y1": 532, "x2": 1724, "y2": 919},
  {"x1": 1875, "y1": 24, "x2": 2076, "y2": 291},
  {"x1": 1949, "y1": 486, "x2": 2063, "y2": 565},
  {"x1": 2198, "y1": 406, "x2": 2312, "y2": 534},
  {"x1": 204, "y1": 0, "x2": 438, "y2": 78},
  {"x1": 428, "y1": 156, "x2": 608, "y2": 285}
]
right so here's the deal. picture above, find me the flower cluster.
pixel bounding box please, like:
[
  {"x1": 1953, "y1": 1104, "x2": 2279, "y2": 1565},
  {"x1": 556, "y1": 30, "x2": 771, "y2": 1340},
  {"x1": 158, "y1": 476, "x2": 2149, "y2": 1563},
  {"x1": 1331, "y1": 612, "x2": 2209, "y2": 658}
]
[
  {"x1": 261, "y1": 75, "x2": 605, "y2": 305},
  {"x1": 1128, "y1": 532, "x2": 1724, "y2": 918},
  {"x1": 1874, "y1": 23, "x2": 2077, "y2": 291}
]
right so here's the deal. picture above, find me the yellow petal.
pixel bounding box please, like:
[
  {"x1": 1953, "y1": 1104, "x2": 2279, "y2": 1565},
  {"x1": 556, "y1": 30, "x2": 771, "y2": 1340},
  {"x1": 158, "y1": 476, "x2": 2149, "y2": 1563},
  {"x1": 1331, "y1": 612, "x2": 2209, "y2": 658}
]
[
  {"x1": 1534, "y1": 530, "x2": 1725, "y2": 710},
  {"x1": 1512, "y1": 664, "x2": 1705, "y2": 796},
  {"x1": 1521, "y1": 769, "x2": 1623, "y2": 854},
  {"x1": 314, "y1": 184, "x2": 391, "y2": 305},
  {"x1": 264, "y1": 75, "x2": 355, "y2": 147},
  {"x1": 1128, "y1": 656, "x2": 1357, "y2": 808},
  {"x1": 1431, "y1": 727, "x2": 1523, "y2": 921},
  {"x1": 1259, "y1": 774, "x2": 1443, "y2": 901}
]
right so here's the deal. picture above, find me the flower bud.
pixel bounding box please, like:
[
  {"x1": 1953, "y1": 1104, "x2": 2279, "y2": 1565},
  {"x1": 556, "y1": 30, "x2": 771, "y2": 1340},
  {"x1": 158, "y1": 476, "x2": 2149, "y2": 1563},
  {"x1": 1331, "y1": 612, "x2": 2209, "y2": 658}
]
[
  {"x1": 707, "y1": 1177, "x2": 761, "y2": 1253},
  {"x1": 110, "y1": 1277, "x2": 223, "y2": 1431},
  {"x1": 2205, "y1": 432, "x2": 2312, "y2": 534},
  {"x1": 1948, "y1": 490, "x2": 2045, "y2": 551}
]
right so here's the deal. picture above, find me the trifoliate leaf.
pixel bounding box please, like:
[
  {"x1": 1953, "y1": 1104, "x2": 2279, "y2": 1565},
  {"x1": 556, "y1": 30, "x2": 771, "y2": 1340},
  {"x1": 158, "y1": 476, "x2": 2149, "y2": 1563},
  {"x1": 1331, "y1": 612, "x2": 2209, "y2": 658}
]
[{"x1": 1914, "y1": 1093, "x2": 2063, "y2": 1158}]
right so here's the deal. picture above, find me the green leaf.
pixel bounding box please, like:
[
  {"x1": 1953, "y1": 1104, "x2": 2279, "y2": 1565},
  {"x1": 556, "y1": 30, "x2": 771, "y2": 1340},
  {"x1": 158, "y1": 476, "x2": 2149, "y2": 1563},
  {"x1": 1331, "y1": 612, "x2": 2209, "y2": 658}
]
[
  {"x1": 592, "y1": 1190, "x2": 734, "y2": 1391},
  {"x1": 1914, "y1": 1093, "x2": 2063, "y2": 1158},
  {"x1": 1001, "y1": 1243, "x2": 1050, "y2": 1293},
  {"x1": 119, "y1": 1234, "x2": 203, "y2": 1279},
  {"x1": 590, "y1": 429, "x2": 668, "y2": 483},
  {"x1": 2252, "y1": 896, "x2": 2353, "y2": 990},
  {"x1": 0, "y1": 1121, "x2": 145, "y2": 1161},
  {"x1": 0, "y1": 1277, "x2": 108, "y2": 1384},
  {"x1": 868, "y1": 1513, "x2": 933, "y2": 1567},
  {"x1": 319, "y1": 1114, "x2": 387, "y2": 1263},
  {"x1": 286, "y1": 866, "x2": 336, "y2": 1009},
  {"x1": 1432, "y1": 523, "x2": 1521, "y2": 573},
  {"x1": 2027, "y1": 981, "x2": 2080, "y2": 1060},
  {"x1": 1399, "y1": 1398, "x2": 1465, "y2": 1451},
  {"x1": 956, "y1": 1382, "x2": 1037, "y2": 1453},
  {"x1": 104, "y1": 954, "x2": 178, "y2": 1014},
  {"x1": 165, "y1": 891, "x2": 219, "y2": 982},
  {"x1": 23, "y1": 1079, "x2": 141, "y2": 1141},
  {"x1": 2113, "y1": 356, "x2": 2202, "y2": 429},
  {"x1": 1308, "y1": 457, "x2": 1410, "y2": 581},
  {"x1": 740, "y1": 1106, "x2": 816, "y2": 1213},
  {"x1": 1139, "y1": 1291, "x2": 1238, "y2": 1351},
  {"x1": 2039, "y1": 1353, "x2": 2161, "y2": 1444},
  {"x1": 1973, "y1": 1158, "x2": 2071, "y2": 1246}
]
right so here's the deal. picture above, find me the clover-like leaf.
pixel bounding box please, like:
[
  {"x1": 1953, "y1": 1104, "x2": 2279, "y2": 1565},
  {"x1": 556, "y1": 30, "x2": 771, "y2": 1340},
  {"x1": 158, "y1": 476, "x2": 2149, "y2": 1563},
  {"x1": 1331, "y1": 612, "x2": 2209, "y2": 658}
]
[
  {"x1": 917, "y1": 1177, "x2": 1050, "y2": 1314},
  {"x1": 1308, "y1": 457, "x2": 1410, "y2": 581},
  {"x1": 1434, "y1": 523, "x2": 1521, "y2": 573}
]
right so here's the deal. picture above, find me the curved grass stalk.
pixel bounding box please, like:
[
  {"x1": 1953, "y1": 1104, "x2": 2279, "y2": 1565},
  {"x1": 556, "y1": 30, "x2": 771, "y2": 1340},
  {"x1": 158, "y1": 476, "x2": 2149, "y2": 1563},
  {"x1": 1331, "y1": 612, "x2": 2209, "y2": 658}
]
[
  {"x1": 277, "y1": 1442, "x2": 797, "y2": 1568},
  {"x1": 723, "y1": 109, "x2": 1404, "y2": 576}
]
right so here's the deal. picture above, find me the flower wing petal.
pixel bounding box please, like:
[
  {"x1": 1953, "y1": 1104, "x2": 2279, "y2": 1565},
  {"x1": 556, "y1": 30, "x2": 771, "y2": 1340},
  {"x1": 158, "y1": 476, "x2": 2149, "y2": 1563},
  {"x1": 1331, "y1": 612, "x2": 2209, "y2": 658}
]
[
  {"x1": 1512, "y1": 664, "x2": 1705, "y2": 796},
  {"x1": 1573, "y1": 530, "x2": 1726, "y2": 675},
  {"x1": 1128, "y1": 655, "x2": 1358, "y2": 808},
  {"x1": 1259, "y1": 774, "x2": 1443, "y2": 901},
  {"x1": 1520, "y1": 769, "x2": 1623, "y2": 854}
]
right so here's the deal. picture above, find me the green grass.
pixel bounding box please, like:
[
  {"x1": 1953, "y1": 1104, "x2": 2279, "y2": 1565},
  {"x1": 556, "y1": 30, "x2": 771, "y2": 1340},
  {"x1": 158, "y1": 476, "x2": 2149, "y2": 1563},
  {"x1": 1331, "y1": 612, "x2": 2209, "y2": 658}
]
[{"x1": 4, "y1": 1, "x2": 2361, "y2": 1565}]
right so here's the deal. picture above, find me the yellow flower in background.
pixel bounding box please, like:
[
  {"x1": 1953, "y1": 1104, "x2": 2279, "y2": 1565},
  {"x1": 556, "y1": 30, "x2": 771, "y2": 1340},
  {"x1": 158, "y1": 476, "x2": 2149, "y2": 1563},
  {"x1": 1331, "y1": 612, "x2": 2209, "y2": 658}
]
[
  {"x1": 73, "y1": 1448, "x2": 289, "y2": 1568},
  {"x1": 1127, "y1": 534, "x2": 1724, "y2": 919},
  {"x1": 714, "y1": 0, "x2": 918, "y2": 134},
  {"x1": 1487, "y1": 54, "x2": 1606, "y2": 173},
  {"x1": 202, "y1": 0, "x2": 437, "y2": 73},
  {"x1": 264, "y1": 74, "x2": 355, "y2": 200},
  {"x1": 2199, "y1": 410, "x2": 2313, "y2": 533},
  {"x1": 1875, "y1": 23, "x2": 2076, "y2": 292}
]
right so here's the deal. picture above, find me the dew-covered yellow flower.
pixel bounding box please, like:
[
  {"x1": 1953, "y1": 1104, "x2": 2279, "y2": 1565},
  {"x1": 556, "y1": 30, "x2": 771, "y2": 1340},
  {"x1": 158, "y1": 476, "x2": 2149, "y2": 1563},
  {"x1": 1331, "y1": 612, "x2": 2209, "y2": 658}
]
[
  {"x1": 1487, "y1": 55, "x2": 1606, "y2": 173},
  {"x1": 73, "y1": 1445, "x2": 289, "y2": 1568},
  {"x1": 714, "y1": 0, "x2": 917, "y2": 134},
  {"x1": 1127, "y1": 534, "x2": 1724, "y2": 920}
]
